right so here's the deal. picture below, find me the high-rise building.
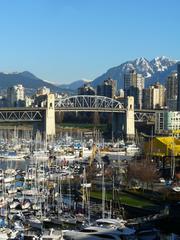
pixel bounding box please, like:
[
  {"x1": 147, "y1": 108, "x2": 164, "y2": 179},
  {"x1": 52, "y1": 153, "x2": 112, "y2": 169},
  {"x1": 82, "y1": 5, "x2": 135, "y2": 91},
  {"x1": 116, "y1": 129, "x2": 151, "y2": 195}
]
[
  {"x1": 143, "y1": 82, "x2": 166, "y2": 109},
  {"x1": 7, "y1": 84, "x2": 25, "y2": 107},
  {"x1": 78, "y1": 83, "x2": 95, "y2": 95},
  {"x1": 124, "y1": 70, "x2": 137, "y2": 90},
  {"x1": 177, "y1": 63, "x2": 180, "y2": 111},
  {"x1": 97, "y1": 78, "x2": 116, "y2": 98},
  {"x1": 124, "y1": 70, "x2": 144, "y2": 109},
  {"x1": 166, "y1": 72, "x2": 178, "y2": 110}
]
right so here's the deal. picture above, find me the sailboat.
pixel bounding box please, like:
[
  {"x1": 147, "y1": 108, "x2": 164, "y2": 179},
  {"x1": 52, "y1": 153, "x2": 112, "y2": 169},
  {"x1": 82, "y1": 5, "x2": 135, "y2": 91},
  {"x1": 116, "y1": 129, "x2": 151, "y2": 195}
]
[
  {"x1": 50, "y1": 175, "x2": 77, "y2": 226},
  {"x1": 80, "y1": 167, "x2": 91, "y2": 224}
]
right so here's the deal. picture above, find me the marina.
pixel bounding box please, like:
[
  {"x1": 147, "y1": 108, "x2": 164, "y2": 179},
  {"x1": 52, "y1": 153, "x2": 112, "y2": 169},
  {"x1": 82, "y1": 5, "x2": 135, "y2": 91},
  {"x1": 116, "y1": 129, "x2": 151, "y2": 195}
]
[{"x1": 0, "y1": 130, "x2": 178, "y2": 240}]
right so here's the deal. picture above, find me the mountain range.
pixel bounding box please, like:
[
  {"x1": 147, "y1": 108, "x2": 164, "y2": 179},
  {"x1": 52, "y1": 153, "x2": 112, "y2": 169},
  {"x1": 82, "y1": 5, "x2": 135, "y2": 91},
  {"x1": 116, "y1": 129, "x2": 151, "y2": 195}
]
[
  {"x1": 91, "y1": 56, "x2": 178, "y2": 89},
  {"x1": 0, "y1": 71, "x2": 74, "y2": 95},
  {"x1": 0, "y1": 56, "x2": 178, "y2": 95}
]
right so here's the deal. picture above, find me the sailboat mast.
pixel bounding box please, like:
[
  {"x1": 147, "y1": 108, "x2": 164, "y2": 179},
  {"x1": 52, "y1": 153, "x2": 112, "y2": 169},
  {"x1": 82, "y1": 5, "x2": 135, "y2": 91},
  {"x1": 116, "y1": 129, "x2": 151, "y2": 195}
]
[{"x1": 102, "y1": 161, "x2": 105, "y2": 219}]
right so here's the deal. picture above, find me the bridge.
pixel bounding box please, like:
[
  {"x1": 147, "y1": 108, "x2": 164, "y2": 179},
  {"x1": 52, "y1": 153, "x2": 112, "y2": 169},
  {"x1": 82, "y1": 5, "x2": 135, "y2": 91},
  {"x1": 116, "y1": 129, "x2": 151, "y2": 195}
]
[
  {"x1": 55, "y1": 95, "x2": 125, "y2": 113},
  {"x1": 0, "y1": 94, "x2": 55, "y2": 139},
  {"x1": 55, "y1": 95, "x2": 156, "y2": 122},
  {"x1": 0, "y1": 95, "x2": 157, "y2": 138}
]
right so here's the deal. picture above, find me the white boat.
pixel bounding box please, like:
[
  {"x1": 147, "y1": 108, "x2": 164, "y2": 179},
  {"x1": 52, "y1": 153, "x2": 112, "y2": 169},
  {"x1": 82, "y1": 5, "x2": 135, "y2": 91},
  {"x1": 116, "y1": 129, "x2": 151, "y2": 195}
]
[
  {"x1": 0, "y1": 151, "x2": 25, "y2": 161},
  {"x1": 82, "y1": 147, "x2": 92, "y2": 158},
  {"x1": 51, "y1": 213, "x2": 77, "y2": 225},
  {"x1": 56, "y1": 155, "x2": 76, "y2": 162},
  {"x1": 0, "y1": 197, "x2": 6, "y2": 208},
  {"x1": 13, "y1": 220, "x2": 24, "y2": 231},
  {"x1": 22, "y1": 188, "x2": 39, "y2": 196},
  {"x1": 28, "y1": 216, "x2": 43, "y2": 230},
  {"x1": 32, "y1": 203, "x2": 42, "y2": 211},
  {"x1": 4, "y1": 176, "x2": 15, "y2": 184},
  {"x1": 0, "y1": 228, "x2": 20, "y2": 240},
  {"x1": 5, "y1": 169, "x2": 16, "y2": 176},
  {"x1": 172, "y1": 186, "x2": 180, "y2": 192},
  {"x1": 63, "y1": 218, "x2": 136, "y2": 240},
  {"x1": 40, "y1": 229, "x2": 63, "y2": 240},
  {"x1": 63, "y1": 226, "x2": 136, "y2": 240},
  {"x1": 21, "y1": 200, "x2": 31, "y2": 209},
  {"x1": 9, "y1": 199, "x2": 21, "y2": 209},
  {"x1": 95, "y1": 218, "x2": 127, "y2": 226},
  {"x1": 24, "y1": 174, "x2": 35, "y2": 181},
  {"x1": 8, "y1": 188, "x2": 17, "y2": 195},
  {"x1": 31, "y1": 150, "x2": 49, "y2": 161},
  {"x1": 125, "y1": 143, "x2": 140, "y2": 156}
]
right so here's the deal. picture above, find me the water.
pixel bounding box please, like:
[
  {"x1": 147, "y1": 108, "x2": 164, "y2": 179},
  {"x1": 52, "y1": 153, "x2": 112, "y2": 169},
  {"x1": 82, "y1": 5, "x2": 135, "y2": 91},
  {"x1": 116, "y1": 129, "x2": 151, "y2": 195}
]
[{"x1": 0, "y1": 159, "x2": 28, "y2": 170}]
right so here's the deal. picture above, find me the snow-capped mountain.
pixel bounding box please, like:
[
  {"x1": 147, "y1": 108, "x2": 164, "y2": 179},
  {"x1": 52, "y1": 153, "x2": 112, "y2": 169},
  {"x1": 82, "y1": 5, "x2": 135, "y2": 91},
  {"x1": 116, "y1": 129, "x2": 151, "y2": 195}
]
[{"x1": 92, "y1": 56, "x2": 178, "y2": 88}]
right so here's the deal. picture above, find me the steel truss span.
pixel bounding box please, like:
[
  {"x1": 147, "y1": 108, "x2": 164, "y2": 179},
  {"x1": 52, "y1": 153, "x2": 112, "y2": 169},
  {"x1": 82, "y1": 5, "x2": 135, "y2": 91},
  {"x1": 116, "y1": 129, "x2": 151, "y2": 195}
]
[
  {"x1": 0, "y1": 110, "x2": 43, "y2": 122},
  {"x1": 134, "y1": 111, "x2": 155, "y2": 122},
  {"x1": 55, "y1": 95, "x2": 125, "y2": 112}
]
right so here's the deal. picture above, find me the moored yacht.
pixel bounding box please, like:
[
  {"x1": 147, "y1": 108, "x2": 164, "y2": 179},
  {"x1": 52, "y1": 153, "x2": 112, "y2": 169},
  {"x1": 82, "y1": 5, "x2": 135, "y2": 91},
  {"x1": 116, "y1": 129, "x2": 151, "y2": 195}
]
[
  {"x1": 0, "y1": 228, "x2": 20, "y2": 240},
  {"x1": 40, "y1": 228, "x2": 63, "y2": 240},
  {"x1": 0, "y1": 151, "x2": 25, "y2": 161},
  {"x1": 50, "y1": 213, "x2": 77, "y2": 226},
  {"x1": 63, "y1": 218, "x2": 136, "y2": 240},
  {"x1": 28, "y1": 216, "x2": 43, "y2": 230},
  {"x1": 125, "y1": 143, "x2": 140, "y2": 156}
]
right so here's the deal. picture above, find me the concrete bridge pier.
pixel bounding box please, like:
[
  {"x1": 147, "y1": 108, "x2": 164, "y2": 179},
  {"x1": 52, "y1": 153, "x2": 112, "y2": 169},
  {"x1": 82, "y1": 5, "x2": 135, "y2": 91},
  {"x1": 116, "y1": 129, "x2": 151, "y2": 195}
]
[{"x1": 45, "y1": 93, "x2": 56, "y2": 140}]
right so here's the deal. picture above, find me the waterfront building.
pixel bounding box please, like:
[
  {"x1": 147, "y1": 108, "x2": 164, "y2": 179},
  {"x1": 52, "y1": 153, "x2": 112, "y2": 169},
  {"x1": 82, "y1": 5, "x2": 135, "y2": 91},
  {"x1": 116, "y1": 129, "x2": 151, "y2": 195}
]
[
  {"x1": 155, "y1": 111, "x2": 180, "y2": 134},
  {"x1": 144, "y1": 136, "x2": 180, "y2": 157},
  {"x1": 7, "y1": 84, "x2": 25, "y2": 107},
  {"x1": 124, "y1": 70, "x2": 144, "y2": 109},
  {"x1": 166, "y1": 72, "x2": 178, "y2": 111},
  {"x1": 143, "y1": 82, "x2": 166, "y2": 109},
  {"x1": 97, "y1": 78, "x2": 116, "y2": 98}
]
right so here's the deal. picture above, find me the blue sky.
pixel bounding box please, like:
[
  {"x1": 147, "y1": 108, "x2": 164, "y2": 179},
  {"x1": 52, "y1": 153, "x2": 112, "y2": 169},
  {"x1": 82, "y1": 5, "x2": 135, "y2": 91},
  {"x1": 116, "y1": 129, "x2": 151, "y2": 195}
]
[{"x1": 0, "y1": 0, "x2": 179, "y2": 84}]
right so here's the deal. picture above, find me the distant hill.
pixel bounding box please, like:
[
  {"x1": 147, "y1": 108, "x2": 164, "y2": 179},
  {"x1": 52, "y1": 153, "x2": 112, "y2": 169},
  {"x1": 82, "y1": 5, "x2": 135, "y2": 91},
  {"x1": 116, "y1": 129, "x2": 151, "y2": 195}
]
[{"x1": 0, "y1": 71, "x2": 73, "y2": 95}]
